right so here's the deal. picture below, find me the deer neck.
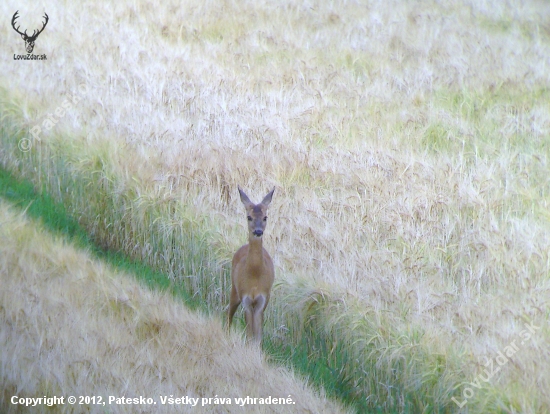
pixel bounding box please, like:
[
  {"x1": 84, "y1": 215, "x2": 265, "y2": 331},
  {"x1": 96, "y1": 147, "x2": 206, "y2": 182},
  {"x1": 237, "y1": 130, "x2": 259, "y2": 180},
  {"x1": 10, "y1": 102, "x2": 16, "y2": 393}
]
[{"x1": 246, "y1": 235, "x2": 264, "y2": 269}]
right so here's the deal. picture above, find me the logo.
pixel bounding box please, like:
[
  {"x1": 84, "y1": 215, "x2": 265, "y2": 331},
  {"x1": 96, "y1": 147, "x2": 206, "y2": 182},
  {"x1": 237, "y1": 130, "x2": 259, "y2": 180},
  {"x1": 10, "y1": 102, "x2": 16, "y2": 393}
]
[{"x1": 11, "y1": 10, "x2": 48, "y2": 58}]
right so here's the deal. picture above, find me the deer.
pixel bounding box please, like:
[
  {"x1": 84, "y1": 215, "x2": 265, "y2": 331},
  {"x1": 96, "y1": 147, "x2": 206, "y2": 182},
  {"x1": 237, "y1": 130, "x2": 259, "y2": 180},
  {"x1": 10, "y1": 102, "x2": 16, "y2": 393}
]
[
  {"x1": 227, "y1": 186, "x2": 275, "y2": 344},
  {"x1": 11, "y1": 11, "x2": 49, "y2": 54}
]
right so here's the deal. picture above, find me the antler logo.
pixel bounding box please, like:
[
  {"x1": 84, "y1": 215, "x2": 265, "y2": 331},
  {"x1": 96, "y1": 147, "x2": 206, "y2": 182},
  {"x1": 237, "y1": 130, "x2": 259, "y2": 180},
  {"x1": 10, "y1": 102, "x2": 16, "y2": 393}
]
[{"x1": 11, "y1": 10, "x2": 49, "y2": 54}]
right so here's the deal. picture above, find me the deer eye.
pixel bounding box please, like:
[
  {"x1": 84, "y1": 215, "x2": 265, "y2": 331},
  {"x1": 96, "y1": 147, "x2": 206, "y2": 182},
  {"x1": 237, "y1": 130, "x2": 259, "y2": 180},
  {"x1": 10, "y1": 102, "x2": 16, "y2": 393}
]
[
  {"x1": 263, "y1": 216, "x2": 268, "y2": 221},
  {"x1": 247, "y1": 216, "x2": 252, "y2": 221}
]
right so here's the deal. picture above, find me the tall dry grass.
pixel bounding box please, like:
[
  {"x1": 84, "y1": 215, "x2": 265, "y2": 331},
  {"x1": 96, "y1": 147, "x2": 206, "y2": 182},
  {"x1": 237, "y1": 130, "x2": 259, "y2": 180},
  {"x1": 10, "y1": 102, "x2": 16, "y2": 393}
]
[
  {"x1": 1, "y1": 0, "x2": 550, "y2": 411},
  {"x1": 0, "y1": 200, "x2": 347, "y2": 413}
]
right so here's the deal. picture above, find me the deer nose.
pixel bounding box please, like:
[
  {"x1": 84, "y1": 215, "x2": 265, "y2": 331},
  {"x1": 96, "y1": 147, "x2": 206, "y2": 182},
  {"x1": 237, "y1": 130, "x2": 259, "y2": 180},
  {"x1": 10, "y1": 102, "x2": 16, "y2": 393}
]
[{"x1": 253, "y1": 229, "x2": 263, "y2": 237}]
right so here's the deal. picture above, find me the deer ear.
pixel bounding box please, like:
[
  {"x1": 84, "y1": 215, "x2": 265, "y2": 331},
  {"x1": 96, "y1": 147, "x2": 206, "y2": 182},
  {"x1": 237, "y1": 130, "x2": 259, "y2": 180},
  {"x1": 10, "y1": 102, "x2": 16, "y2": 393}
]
[
  {"x1": 261, "y1": 187, "x2": 275, "y2": 207},
  {"x1": 238, "y1": 186, "x2": 253, "y2": 208}
]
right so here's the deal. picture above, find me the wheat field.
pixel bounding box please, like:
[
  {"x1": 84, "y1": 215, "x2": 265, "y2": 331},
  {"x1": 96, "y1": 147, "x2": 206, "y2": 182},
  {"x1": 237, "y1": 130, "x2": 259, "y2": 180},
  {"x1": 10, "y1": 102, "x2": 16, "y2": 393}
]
[
  {"x1": 1, "y1": 0, "x2": 550, "y2": 412},
  {"x1": 0, "y1": 201, "x2": 348, "y2": 413}
]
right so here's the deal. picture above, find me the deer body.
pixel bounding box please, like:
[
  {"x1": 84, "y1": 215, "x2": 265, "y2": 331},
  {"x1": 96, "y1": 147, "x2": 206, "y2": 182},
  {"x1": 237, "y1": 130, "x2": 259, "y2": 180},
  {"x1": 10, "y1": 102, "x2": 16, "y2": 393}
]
[{"x1": 227, "y1": 187, "x2": 275, "y2": 343}]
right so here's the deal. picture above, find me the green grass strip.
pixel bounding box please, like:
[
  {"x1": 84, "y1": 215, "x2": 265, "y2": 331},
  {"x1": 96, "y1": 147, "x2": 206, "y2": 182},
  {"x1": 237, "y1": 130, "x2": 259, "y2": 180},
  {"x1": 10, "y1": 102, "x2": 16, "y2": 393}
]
[{"x1": 0, "y1": 165, "x2": 199, "y2": 310}]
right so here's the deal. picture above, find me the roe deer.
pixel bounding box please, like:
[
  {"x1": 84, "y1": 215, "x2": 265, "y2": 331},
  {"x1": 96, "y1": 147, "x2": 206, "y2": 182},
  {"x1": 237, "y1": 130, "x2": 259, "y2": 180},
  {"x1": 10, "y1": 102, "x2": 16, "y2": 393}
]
[{"x1": 227, "y1": 186, "x2": 275, "y2": 343}]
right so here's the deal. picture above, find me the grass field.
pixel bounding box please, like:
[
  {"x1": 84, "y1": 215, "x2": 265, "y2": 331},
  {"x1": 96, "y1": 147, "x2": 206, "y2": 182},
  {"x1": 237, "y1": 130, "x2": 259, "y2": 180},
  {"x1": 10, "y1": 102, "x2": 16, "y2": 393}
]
[
  {"x1": 1, "y1": 0, "x2": 550, "y2": 412},
  {"x1": 0, "y1": 196, "x2": 347, "y2": 413}
]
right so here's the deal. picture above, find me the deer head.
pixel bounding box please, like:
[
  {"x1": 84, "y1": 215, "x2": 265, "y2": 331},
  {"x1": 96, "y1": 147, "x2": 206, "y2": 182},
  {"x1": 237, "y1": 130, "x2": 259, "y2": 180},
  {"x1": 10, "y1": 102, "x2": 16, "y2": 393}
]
[
  {"x1": 238, "y1": 186, "x2": 274, "y2": 239},
  {"x1": 12, "y1": 11, "x2": 49, "y2": 54}
]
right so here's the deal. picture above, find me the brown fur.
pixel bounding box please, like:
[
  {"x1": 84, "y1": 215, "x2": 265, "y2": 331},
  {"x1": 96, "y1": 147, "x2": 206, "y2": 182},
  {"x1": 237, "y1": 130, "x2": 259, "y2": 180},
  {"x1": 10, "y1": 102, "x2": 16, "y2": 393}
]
[{"x1": 227, "y1": 187, "x2": 275, "y2": 343}]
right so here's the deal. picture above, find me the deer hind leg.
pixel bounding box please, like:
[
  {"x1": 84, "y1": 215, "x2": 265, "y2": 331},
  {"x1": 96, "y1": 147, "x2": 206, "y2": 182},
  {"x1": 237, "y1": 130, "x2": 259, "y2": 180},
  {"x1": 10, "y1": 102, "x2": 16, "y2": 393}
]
[
  {"x1": 227, "y1": 284, "x2": 241, "y2": 330},
  {"x1": 242, "y1": 294, "x2": 267, "y2": 343}
]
